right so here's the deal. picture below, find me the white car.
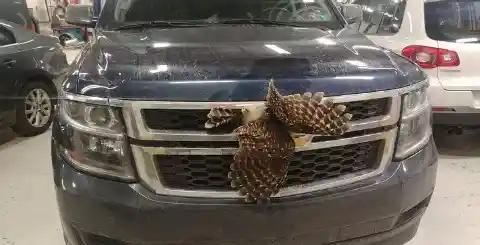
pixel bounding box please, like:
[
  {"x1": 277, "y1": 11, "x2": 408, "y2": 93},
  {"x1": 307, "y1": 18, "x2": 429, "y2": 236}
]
[{"x1": 347, "y1": 0, "x2": 480, "y2": 127}]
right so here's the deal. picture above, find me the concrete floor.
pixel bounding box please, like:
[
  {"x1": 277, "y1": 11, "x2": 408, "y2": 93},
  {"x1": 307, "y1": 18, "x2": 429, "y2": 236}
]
[{"x1": 1, "y1": 50, "x2": 480, "y2": 245}]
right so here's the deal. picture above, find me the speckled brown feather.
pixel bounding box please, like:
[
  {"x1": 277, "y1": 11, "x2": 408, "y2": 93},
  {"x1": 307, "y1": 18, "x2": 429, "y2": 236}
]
[
  {"x1": 266, "y1": 79, "x2": 352, "y2": 136},
  {"x1": 204, "y1": 79, "x2": 351, "y2": 204},
  {"x1": 205, "y1": 108, "x2": 242, "y2": 129},
  {"x1": 229, "y1": 112, "x2": 295, "y2": 203}
]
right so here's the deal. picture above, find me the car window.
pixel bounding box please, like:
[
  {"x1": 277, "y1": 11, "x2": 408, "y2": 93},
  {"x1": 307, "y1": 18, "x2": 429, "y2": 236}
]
[
  {"x1": 0, "y1": 26, "x2": 16, "y2": 46},
  {"x1": 352, "y1": 0, "x2": 406, "y2": 35},
  {"x1": 98, "y1": 0, "x2": 345, "y2": 30},
  {"x1": 425, "y1": 0, "x2": 480, "y2": 43}
]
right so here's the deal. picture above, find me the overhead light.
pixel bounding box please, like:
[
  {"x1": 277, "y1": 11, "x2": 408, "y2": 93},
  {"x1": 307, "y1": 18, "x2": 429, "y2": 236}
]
[
  {"x1": 153, "y1": 42, "x2": 171, "y2": 48},
  {"x1": 150, "y1": 65, "x2": 168, "y2": 73},
  {"x1": 265, "y1": 44, "x2": 291, "y2": 54}
]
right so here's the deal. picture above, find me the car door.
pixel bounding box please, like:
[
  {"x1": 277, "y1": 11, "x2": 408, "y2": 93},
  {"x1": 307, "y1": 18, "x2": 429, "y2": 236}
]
[
  {"x1": 424, "y1": 0, "x2": 480, "y2": 91},
  {"x1": 0, "y1": 25, "x2": 21, "y2": 129}
]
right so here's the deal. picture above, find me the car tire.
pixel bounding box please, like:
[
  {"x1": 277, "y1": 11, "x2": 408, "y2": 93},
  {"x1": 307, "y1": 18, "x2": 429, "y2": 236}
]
[
  {"x1": 59, "y1": 34, "x2": 71, "y2": 46},
  {"x1": 31, "y1": 15, "x2": 40, "y2": 34},
  {"x1": 12, "y1": 82, "x2": 56, "y2": 137}
]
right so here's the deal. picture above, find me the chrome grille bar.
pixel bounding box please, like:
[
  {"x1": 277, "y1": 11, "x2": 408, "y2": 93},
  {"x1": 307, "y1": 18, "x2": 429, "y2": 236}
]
[
  {"x1": 131, "y1": 128, "x2": 397, "y2": 198},
  {"x1": 118, "y1": 86, "x2": 412, "y2": 141},
  {"x1": 61, "y1": 80, "x2": 427, "y2": 199}
]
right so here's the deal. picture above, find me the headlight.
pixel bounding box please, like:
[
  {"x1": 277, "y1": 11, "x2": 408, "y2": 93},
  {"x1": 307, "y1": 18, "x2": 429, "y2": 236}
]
[
  {"x1": 62, "y1": 100, "x2": 123, "y2": 133},
  {"x1": 58, "y1": 100, "x2": 135, "y2": 181},
  {"x1": 395, "y1": 86, "x2": 432, "y2": 159}
]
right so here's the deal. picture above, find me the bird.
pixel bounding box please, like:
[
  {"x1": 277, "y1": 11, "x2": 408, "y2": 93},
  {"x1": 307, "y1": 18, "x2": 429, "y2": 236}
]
[
  {"x1": 204, "y1": 79, "x2": 352, "y2": 204},
  {"x1": 266, "y1": 79, "x2": 353, "y2": 136}
]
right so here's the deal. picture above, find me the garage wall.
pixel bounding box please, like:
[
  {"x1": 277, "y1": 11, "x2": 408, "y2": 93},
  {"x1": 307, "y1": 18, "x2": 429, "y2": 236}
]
[
  {"x1": 27, "y1": 0, "x2": 93, "y2": 23},
  {"x1": 27, "y1": 0, "x2": 50, "y2": 22}
]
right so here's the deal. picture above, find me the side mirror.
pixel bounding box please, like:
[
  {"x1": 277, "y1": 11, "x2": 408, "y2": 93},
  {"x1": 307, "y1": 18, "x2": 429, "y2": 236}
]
[
  {"x1": 65, "y1": 4, "x2": 95, "y2": 28},
  {"x1": 341, "y1": 4, "x2": 362, "y2": 24}
]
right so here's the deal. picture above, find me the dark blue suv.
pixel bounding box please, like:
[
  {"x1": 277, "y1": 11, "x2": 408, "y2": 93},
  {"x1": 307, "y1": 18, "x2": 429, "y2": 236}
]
[{"x1": 52, "y1": 1, "x2": 437, "y2": 244}]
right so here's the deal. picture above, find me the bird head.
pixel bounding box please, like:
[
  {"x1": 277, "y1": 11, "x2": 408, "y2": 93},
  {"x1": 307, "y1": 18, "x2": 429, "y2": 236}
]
[{"x1": 241, "y1": 103, "x2": 266, "y2": 124}]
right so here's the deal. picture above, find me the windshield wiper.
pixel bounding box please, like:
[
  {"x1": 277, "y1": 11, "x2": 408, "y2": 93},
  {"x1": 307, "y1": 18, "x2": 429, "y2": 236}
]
[
  {"x1": 208, "y1": 18, "x2": 305, "y2": 27},
  {"x1": 114, "y1": 21, "x2": 207, "y2": 30}
]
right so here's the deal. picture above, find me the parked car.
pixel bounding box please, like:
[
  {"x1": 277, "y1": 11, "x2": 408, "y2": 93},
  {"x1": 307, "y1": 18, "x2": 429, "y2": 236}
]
[
  {"x1": 347, "y1": 0, "x2": 480, "y2": 128},
  {"x1": 52, "y1": 1, "x2": 437, "y2": 245},
  {"x1": 52, "y1": 4, "x2": 93, "y2": 46},
  {"x1": 0, "y1": 0, "x2": 39, "y2": 33},
  {"x1": 0, "y1": 20, "x2": 68, "y2": 136}
]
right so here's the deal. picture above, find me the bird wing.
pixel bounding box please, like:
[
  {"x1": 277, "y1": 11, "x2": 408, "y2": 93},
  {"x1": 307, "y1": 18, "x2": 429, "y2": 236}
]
[
  {"x1": 267, "y1": 79, "x2": 352, "y2": 136},
  {"x1": 283, "y1": 93, "x2": 352, "y2": 135},
  {"x1": 204, "y1": 107, "x2": 242, "y2": 129},
  {"x1": 230, "y1": 119, "x2": 295, "y2": 203}
]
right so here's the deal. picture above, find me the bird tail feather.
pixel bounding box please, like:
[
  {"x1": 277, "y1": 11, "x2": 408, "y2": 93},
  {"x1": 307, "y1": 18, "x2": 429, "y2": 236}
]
[
  {"x1": 229, "y1": 154, "x2": 283, "y2": 203},
  {"x1": 205, "y1": 108, "x2": 240, "y2": 129}
]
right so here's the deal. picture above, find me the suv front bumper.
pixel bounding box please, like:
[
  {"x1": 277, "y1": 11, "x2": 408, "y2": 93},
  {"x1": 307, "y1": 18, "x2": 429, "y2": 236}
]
[{"x1": 52, "y1": 139, "x2": 437, "y2": 245}]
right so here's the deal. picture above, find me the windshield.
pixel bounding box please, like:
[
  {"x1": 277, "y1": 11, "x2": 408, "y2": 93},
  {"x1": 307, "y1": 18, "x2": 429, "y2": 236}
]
[
  {"x1": 97, "y1": 0, "x2": 345, "y2": 30},
  {"x1": 425, "y1": 0, "x2": 480, "y2": 43}
]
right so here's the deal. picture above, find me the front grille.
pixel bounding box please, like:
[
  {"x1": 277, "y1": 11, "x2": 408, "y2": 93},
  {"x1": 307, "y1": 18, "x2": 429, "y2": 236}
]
[
  {"x1": 142, "y1": 98, "x2": 389, "y2": 131},
  {"x1": 156, "y1": 141, "x2": 382, "y2": 190}
]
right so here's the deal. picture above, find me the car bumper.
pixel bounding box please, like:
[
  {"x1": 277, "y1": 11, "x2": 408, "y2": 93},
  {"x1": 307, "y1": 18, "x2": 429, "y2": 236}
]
[
  {"x1": 427, "y1": 74, "x2": 480, "y2": 125},
  {"x1": 432, "y1": 112, "x2": 480, "y2": 126},
  {"x1": 52, "y1": 139, "x2": 437, "y2": 245}
]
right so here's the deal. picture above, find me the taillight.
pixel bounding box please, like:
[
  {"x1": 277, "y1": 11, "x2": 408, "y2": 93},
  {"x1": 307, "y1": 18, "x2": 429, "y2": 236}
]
[
  {"x1": 83, "y1": 28, "x2": 89, "y2": 41},
  {"x1": 402, "y1": 45, "x2": 460, "y2": 69},
  {"x1": 26, "y1": 24, "x2": 34, "y2": 32}
]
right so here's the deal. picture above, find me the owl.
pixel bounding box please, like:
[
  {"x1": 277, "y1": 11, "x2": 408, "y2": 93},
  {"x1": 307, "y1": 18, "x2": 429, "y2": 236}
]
[
  {"x1": 266, "y1": 79, "x2": 353, "y2": 135},
  {"x1": 205, "y1": 79, "x2": 352, "y2": 203}
]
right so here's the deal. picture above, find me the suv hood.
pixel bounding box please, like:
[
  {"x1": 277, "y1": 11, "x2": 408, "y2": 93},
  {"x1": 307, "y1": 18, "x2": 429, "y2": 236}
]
[{"x1": 68, "y1": 26, "x2": 426, "y2": 101}]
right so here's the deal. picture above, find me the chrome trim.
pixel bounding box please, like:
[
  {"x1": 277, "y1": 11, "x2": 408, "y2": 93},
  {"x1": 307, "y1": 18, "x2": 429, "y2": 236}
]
[
  {"x1": 110, "y1": 79, "x2": 428, "y2": 108},
  {"x1": 131, "y1": 128, "x2": 397, "y2": 198},
  {"x1": 60, "y1": 79, "x2": 427, "y2": 141},
  {"x1": 63, "y1": 92, "x2": 110, "y2": 106},
  {"x1": 122, "y1": 96, "x2": 400, "y2": 141},
  {"x1": 118, "y1": 80, "x2": 431, "y2": 141}
]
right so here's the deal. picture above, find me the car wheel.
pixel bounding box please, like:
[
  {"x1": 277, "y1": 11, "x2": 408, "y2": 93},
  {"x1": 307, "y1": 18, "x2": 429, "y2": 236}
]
[
  {"x1": 12, "y1": 82, "x2": 56, "y2": 137},
  {"x1": 59, "y1": 34, "x2": 71, "y2": 46}
]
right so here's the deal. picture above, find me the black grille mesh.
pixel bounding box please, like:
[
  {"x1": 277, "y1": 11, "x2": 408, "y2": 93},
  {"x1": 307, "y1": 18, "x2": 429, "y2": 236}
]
[
  {"x1": 143, "y1": 98, "x2": 389, "y2": 131},
  {"x1": 156, "y1": 141, "x2": 382, "y2": 190}
]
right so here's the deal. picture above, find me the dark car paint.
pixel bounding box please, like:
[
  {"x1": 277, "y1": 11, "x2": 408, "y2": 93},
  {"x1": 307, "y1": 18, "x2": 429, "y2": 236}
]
[
  {"x1": 53, "y1": 12, "x2": 435, "y2": 245},
  {"x1": 62, "y1": 27, "x2": 426, "y2": 101},
  {"x1": 51, "y1": 114, "x2": 437, "y2": 244},
  {"x1": 0, "y1": 20, "x2": 69, "y2": 130}
]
